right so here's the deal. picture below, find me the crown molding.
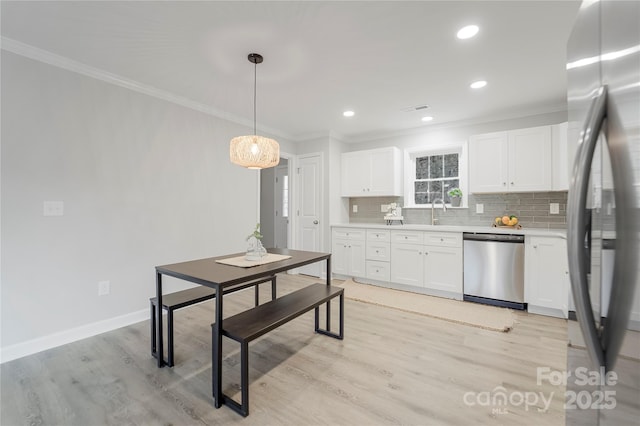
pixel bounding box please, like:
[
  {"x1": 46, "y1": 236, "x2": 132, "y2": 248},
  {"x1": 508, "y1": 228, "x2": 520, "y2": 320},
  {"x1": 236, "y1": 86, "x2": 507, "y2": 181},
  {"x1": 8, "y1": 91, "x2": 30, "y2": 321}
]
[
  {"x1": 1, "y1": 37, "x2": 295, "y2": 141},
  {"x1": 345, "y1": 102, "x2": 568, "y2": 144}
]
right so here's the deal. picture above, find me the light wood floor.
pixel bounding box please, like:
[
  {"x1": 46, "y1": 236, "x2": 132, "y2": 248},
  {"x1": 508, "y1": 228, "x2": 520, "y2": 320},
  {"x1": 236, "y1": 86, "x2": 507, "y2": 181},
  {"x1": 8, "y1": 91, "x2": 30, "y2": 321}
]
[{"x1": 1, "y1": 274, "x2": 568, "y2": 425}]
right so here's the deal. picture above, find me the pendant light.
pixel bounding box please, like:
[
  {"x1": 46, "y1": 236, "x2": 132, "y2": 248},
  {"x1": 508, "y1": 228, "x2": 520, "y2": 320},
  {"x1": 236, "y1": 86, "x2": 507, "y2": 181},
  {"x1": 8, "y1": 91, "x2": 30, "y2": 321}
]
[{"x1": 230, "y1": 53, "x2": 280, "y2": 169}]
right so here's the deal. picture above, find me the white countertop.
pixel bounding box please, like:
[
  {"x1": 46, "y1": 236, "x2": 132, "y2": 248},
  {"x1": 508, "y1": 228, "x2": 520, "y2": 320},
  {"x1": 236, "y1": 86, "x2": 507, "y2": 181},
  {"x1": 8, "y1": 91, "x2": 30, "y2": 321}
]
[{"x1": 331, "y1": 223, "x2": 566, "y2": 238}]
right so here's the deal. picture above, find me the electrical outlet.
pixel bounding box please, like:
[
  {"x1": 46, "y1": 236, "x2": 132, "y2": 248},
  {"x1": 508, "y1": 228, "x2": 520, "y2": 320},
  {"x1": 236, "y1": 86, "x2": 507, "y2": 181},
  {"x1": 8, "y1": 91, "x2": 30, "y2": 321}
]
[
  {"x1": 476, "y1": 203, "x2": 484, "y2": 214},
  {"x1": 352, "y1": 204, "x2": 358, "y2": 213},
  {"x1": 43, "y1": 201, "x2": 64, "y2": 216},
  {"x1": 550, "y1": 203, "x2": 560, "y2": 214},
  {"x1": 98, "y1": 280, "x2": 110, "y2": 296}
]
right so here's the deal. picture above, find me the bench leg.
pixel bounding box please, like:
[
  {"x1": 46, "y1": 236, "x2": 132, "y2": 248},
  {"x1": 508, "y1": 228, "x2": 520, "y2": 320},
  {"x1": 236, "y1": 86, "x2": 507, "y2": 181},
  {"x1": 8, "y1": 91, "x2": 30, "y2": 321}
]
[
  {"x1": 271, "y1": 276, "x2": 277, "y2": 300},
  {"x1": 167, "y1": 308, "x2": 175, "y2": 367},
  {"x1": 150, "y1": 301, "x2": 157, "y2": 358},
  {"x1": 150, "y1": 300, "x2": 174, "y2": 367},
  {"x1": 241, "y1": 341, "x2": 249, "y2": 416},
  {"x1": 254, "y1": 285, "x2": 259, "y2": 307},
  {"x1": 315, "y1": 292, "x2": 344, "y2": 340},
  {"x1": 218, "y1": 337, "x2": 250, "y2": 417}
]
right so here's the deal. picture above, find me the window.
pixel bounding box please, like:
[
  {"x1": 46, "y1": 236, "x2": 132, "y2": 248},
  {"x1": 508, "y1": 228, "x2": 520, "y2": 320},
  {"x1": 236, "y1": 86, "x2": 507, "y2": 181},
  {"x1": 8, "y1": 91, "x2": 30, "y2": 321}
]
[
  {"x1": 414, "y1": 153, "x2": 459, "y2": 204},
  {"x1": 405, "y1": 143, "x2": 467, "y2": 207}
]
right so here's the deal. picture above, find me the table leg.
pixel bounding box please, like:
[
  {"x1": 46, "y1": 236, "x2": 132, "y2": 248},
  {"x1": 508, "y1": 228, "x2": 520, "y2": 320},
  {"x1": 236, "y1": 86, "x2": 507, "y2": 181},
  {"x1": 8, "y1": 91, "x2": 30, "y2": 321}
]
[
  {"x1": 213, "y1": 284, "x2": 223, "y2": 408},
  {"x1": 156, "y1": 272, "x2": 164, "y2": 368},
  {"x1": 326, "y1": 256, "x2": 331, "y2": 331}
]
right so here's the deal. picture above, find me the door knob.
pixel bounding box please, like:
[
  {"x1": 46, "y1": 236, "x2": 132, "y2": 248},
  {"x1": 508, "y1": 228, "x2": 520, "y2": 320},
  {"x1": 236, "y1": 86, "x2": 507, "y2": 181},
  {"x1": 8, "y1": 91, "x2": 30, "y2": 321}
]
[{"x1": 313, "y1": 220, "x2": 319, "y2": 224}]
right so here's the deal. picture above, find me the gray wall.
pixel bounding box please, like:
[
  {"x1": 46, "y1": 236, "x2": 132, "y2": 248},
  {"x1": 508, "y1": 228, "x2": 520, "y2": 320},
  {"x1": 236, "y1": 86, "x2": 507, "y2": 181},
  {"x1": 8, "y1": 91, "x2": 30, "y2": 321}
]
[
  {"x1": 347, "y1": 191, "x2": 568, "y2": 229},
  {"x1": 0, "y1": 51, "x2": 294, "y2": 355}
]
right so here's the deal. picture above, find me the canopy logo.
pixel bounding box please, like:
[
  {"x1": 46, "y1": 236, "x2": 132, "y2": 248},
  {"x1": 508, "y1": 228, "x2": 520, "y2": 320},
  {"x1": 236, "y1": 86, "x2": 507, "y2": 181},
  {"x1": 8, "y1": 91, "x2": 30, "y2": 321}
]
[{"x1": 462, "y1": 386, "x2": 554, "y2": 414}]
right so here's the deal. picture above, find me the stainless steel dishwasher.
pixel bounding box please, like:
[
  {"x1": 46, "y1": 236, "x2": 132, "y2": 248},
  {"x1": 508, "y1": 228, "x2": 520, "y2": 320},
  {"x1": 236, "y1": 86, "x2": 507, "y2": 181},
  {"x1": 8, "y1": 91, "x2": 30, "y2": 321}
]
[{"x1": 463, "y1": 233, "x2": 526, "y2": 310}]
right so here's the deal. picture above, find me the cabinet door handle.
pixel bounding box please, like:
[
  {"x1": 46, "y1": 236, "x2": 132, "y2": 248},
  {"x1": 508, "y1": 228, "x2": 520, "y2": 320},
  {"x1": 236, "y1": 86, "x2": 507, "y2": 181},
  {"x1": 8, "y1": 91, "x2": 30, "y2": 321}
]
[
  {"x1": 511, "y1": 182, "x2": 515, "y2": 185},
  {"x1": 503, "y1": 182, "x2": 507, "y2": 186}
]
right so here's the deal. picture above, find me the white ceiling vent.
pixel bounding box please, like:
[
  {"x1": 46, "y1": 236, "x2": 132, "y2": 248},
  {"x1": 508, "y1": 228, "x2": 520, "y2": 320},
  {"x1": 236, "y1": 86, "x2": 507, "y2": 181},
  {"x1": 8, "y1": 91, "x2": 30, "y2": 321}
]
[{"x1": 400, "y1": 104, "x2": 429, "y2": 112}]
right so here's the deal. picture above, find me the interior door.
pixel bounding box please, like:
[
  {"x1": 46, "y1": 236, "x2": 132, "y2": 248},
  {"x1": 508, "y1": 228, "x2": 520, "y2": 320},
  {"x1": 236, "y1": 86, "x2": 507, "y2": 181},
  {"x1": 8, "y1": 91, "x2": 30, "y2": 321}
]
[
  {"x1": 296, "y1": 154, "x2": 322, "y2": 277},
  {"x1": 274, "y1": 164, "x2": 289, "y2": 248}
]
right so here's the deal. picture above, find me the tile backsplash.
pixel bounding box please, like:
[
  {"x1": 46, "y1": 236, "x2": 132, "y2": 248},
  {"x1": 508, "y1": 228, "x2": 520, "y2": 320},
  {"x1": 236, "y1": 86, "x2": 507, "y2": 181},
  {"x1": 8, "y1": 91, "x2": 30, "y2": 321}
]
[{"x1": 348, "y1": 192, "x2": 568, "y2": 230}]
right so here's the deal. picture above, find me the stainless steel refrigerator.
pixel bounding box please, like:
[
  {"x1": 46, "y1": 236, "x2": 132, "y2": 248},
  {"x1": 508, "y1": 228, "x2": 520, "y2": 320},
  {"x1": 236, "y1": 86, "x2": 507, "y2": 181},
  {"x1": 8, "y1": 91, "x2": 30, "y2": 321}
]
[{"x1": 566, "y1": 0, "x2": 640, "y2": 425}]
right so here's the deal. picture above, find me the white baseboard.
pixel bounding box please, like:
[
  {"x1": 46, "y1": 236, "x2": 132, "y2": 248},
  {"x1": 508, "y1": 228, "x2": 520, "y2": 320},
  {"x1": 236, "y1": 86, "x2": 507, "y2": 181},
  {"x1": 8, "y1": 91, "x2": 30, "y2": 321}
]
[{"x1": 0, "y1": 309, "x2": 149, "y2": 364}]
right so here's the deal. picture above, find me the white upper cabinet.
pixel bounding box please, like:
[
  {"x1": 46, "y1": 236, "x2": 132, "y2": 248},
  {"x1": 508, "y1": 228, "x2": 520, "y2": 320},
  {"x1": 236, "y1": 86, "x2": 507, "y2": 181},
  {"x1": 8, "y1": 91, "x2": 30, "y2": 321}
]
[
  {"x1": 468, "y1": 131, "x2": 509, "y2": 193},
  {"x1": 551, "y1": 121, "x2": 580, "y2": 191},
  {"x1": 341, "y1": 147, "x2": 402, "y2": 197},
  {"x1": 469, "y1": 125, "x2": 552, "y2": 193}
]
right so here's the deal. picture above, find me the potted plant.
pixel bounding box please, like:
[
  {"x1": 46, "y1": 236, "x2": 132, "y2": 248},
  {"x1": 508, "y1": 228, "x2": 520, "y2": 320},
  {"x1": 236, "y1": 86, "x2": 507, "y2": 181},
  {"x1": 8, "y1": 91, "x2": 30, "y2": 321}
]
[{"x1": 447, "y1": 188, "x2": 463, "y2": 207}]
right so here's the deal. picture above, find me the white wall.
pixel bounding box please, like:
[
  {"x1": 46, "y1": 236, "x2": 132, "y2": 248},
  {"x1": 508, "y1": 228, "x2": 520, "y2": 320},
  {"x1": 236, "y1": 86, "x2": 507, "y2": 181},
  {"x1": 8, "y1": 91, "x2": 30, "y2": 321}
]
[{"x1": 0, "y1": 51, "x2": 292, "y2": 360}]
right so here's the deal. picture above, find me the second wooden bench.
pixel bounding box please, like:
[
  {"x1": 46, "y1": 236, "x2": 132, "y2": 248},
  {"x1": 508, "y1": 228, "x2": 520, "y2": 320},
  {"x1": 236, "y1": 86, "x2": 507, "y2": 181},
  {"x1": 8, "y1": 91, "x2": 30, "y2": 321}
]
[{"x1": 151, "y1": 275, "x2": 277, "y2": 367}]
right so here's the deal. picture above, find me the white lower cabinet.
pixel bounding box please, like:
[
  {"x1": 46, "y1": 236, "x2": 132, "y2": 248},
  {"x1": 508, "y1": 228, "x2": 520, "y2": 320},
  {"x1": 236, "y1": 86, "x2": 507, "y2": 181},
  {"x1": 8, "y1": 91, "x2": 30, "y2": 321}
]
[
  {"x1": 390, "y1": 242, "x2": 424, "y2": 286},
  {"x1": 390, "y1": 231, "x2": 463, "y2": 298},
  {"x1": 424, "y1": 245, "x2": 463, "y2": 294},
  {"x1": 332, "y1": 225, "x2": 568, "y2": 316},
  {"x1": 525, "y1": 236, "x2": 569, "y2": 318},
  {"x1": 366, "y1": 260, "x2": 391, "y2": 281},
  {"x1": 365, "y1": 230, "x2": 391, "y2": 281},
  {"x1": 331, "y1": 228, "x2": 366, "y2": 277}
]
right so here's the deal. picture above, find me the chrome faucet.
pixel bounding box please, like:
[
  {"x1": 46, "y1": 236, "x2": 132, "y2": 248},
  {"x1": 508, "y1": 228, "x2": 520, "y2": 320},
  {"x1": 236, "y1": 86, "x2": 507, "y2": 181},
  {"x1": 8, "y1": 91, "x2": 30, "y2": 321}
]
[{"x1": 431, "y1": 198, "x2": 447, "y2": 225}]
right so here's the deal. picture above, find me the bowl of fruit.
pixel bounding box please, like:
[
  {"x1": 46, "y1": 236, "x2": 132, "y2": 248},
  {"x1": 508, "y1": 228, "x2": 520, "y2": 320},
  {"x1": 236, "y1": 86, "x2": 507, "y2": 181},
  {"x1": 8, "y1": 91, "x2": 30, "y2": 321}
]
[{"x1": 493, "y1": 215, "x2": 521, "y2": 228}]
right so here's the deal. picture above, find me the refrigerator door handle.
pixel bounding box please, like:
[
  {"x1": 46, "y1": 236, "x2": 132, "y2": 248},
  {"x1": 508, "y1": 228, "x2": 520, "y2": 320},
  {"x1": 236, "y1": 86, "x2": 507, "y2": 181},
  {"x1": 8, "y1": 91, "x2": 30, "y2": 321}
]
[
  {"x1": 601, "y1": 90, "x2": 640, "y2": 371},
  {"x1": 567, "y1": 85, "x2": 607, "y2": 369}
]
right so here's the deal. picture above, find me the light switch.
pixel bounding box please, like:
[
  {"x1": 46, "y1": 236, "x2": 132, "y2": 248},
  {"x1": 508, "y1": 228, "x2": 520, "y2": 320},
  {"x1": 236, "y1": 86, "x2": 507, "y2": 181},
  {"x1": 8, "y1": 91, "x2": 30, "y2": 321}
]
[
  {"x1": 476, "y1": 203, "x2": 484, "y2": 214},
  {"x1": 44, "y1": 201, "x2": 64, "y2": 216},
  {"x1": 550, "y1": 203, "x2": 560, "y2": 214},
  {"x1": 352, "y1": 205, "x2": 358, "y2": 213}
]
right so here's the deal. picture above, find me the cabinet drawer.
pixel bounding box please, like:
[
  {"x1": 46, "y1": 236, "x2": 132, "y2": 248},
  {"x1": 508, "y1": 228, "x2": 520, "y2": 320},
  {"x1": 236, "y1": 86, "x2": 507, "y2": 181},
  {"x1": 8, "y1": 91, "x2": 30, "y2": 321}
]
[
  {"x1": 366, "y1": 241, "x2": 390, "y2": 261},
  {"x1": 424, "y1": 232, "x2": 462, "y2": 247},
  {"x1": 332, "y1": 228, "x2": 366, "y2": 240},
  {"x1": 366, "y1": 229, "x2": 390, "y2": 242},
  {"x1": 391, "y1": 230, "x2": 424, "y2": 244},
  {"x1": 366, "y1": 260, "x2": 391, "y2": 282}
]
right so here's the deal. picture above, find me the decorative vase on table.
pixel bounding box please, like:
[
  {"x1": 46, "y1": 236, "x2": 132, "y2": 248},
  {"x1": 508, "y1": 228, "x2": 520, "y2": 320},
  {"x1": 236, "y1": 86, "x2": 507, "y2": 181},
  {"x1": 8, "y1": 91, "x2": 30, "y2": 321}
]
[
  {"x1": 246, "y1": 236, "x2": 267, "y2": 261},
  {"x1": 245, "y1": 223, "x2": 267, "y2": 261}
]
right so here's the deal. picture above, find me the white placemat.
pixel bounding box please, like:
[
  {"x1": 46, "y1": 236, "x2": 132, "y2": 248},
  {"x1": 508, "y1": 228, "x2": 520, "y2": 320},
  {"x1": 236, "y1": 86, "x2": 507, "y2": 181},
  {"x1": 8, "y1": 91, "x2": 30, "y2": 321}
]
[{"x1": 215, "y1": 253, "x2": 292, "y2": 268}]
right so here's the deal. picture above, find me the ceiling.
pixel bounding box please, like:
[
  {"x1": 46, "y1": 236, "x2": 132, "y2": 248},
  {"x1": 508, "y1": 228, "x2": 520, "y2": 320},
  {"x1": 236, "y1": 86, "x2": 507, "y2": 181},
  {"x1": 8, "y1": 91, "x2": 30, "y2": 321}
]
[{"x1": 1, "y1": 1, "x2": 581, "y2": 142}]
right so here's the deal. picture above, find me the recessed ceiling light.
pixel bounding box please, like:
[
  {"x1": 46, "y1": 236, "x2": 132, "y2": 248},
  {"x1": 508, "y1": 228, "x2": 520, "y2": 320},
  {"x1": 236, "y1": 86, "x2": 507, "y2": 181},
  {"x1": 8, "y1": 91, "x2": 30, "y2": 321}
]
[
  {"x1": 457, "y1": 25, "x2": 479, "y2": 40},
  {"x1": 343, "y1": 110, "x2": 355, "y2": 117},
  {"x1": 470, "y1": 80, "x2": 487, "y2": 89},
  {"x1": 421, "y1": 116, "x2": 434, "y2": 122}
]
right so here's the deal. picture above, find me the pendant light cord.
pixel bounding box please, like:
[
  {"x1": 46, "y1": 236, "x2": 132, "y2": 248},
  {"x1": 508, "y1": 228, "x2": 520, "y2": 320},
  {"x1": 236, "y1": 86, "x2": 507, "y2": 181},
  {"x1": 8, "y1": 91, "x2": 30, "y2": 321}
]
[{"x1": 253, "y1": 60, "x2": 257, "y2": 136}]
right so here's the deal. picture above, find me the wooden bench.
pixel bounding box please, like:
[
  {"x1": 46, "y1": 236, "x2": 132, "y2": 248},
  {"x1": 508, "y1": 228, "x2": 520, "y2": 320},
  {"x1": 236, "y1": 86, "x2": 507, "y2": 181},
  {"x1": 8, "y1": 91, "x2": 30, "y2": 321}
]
[
  {"x1": 216, "y1": 283, "x2": 344, "y2": 416},
  {"x1": 151, "y1": 275, "x2": 277, "y2": 367}
]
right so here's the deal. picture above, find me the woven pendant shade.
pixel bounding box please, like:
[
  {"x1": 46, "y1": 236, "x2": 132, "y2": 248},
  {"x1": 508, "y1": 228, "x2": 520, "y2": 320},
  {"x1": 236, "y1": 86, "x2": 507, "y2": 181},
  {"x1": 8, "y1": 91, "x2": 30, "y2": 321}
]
[
  {"x1": 230, "y1": 135, "x2": 279, "y2": 169},
  {"x1": 230, "y1": 53, "x2": 280, "y2": 170}
]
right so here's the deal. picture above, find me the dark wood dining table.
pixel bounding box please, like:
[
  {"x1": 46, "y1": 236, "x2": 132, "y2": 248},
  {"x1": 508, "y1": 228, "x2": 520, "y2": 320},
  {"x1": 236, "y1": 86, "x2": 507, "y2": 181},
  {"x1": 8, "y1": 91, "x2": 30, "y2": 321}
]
[{"x1": 154, "y1": 248, "x2": 331, "y2": 408}]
